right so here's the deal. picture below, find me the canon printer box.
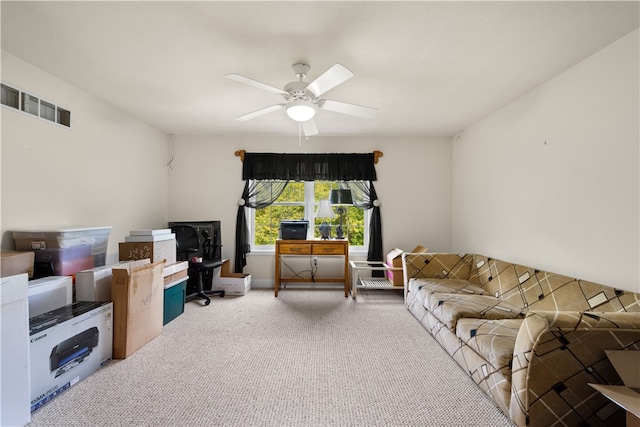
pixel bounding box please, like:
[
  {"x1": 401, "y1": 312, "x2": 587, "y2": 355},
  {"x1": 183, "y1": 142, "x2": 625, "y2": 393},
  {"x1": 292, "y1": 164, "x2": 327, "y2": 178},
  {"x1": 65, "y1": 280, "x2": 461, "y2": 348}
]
[{"x1": 29, "y1": 301, "x2": 113, "y2": 413}]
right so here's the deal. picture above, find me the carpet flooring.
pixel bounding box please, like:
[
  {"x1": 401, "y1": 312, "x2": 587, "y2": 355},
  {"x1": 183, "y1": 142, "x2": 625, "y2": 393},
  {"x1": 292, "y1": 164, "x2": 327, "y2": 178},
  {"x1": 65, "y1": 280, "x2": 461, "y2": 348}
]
[{"x1": 27, "y1": 288, "x2": 514, "y2": 426}]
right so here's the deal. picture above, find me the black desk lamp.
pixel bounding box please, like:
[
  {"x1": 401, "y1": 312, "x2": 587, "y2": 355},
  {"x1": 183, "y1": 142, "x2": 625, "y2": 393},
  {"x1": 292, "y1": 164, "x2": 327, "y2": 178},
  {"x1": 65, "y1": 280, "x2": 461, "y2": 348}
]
[{"x1": 329, "y1": 189, "x2": 353, "y2": 239}]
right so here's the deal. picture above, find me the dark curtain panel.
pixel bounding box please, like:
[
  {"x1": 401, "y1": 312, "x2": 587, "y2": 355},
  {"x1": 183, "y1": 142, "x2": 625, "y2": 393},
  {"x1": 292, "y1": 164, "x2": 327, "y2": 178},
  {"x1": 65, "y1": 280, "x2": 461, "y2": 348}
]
[
  {"x1": 347, "y1": 181, "x2": 384, "y2": 276},
  {"x1": 235, "y1": 152, "x2": 381, "y2": 273},
  {"x1": 234, "y1": 180, "x2": 288, "y2": 272},
  {"x1": 243, "y1": 152, "x2": 377, "y2": 181}
]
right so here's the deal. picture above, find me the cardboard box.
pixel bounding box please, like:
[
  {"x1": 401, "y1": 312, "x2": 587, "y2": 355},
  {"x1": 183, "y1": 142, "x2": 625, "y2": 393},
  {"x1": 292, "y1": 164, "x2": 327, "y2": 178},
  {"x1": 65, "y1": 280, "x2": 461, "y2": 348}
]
[
  {"x1": 76, "y1": 259, "x2": 150, "y2": 302},
  {"x1": 1, "y1": 250, "x2": 35, "y2": 278},
  {"x1": 163, "y1": 261, "x2": 188, "y2": 286},
  {"x1": 213, "y1": 259, "x2": 251, "y2": 296},
  {"x1": 385, "y1": 245, "x2": 428, "y2": 286},
  {"x1": 1, "y1": 273, "x2": 31, "y2": 426},
  {"x1": 589, "y1": 350, "x2": 640, "y2": 427},
  {"x1": 27, "y1": 276, "x2": 73, "y2": 317},
  {"x1": 76, "y1": 264, "x2": 113, "y2": 302},
  {"x1": 29, "y1": 301, "x2": 113, "y2": 413},
  {"x1": 118, "y1": 240, "x2": 176, "y2": 265},
  {"x1": 111, "y1": 260, "x2": 165, "y2": 359}
]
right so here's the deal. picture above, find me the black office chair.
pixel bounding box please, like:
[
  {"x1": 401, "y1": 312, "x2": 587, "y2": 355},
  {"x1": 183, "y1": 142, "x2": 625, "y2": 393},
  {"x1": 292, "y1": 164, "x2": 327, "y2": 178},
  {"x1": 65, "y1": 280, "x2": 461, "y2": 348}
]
[{"x1": 171, "y1": 225, "x2": 224, "y2": 306}]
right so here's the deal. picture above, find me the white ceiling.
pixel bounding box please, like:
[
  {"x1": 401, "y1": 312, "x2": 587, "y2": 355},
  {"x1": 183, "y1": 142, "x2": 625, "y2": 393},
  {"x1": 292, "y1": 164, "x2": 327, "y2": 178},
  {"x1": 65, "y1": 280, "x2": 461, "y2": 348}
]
[{"x1": 1, "y1": 1, "x2": 638, "y2": 137}]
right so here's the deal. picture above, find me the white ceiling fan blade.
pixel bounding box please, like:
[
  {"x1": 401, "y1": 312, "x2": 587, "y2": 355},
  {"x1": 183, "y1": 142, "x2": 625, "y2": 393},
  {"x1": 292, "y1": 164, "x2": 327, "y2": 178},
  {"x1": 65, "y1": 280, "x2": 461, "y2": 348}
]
[
  {"x1": 320, "y1": 99, "x2": 377, "y2": 119},
  {"x1": 225, "y1": 74, "x2": 287, "y2": 95},
  {"x1": 301, "y1": 118, "x2": 318, "y2": 136},
  {"x1": 235, "y1": 104, "x2": 283, "y2": 121},
  {"x1": 307, "y1": 64, "x2": 354, "y2": 97}
]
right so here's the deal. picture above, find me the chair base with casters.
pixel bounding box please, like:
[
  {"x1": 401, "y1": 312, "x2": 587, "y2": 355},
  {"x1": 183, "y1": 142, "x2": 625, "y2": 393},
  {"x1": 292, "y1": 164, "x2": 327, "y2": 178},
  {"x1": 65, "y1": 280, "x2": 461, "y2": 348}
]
[{"x1": 188, "y1": 258, "x2": 225, "y2": 306}]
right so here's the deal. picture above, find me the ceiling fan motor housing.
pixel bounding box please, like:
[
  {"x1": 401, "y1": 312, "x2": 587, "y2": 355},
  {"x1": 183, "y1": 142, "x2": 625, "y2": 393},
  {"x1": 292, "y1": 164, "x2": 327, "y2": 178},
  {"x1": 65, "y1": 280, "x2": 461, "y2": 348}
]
[{"x1": 283, "y1": 81, "x2": 318, "y2": 103}]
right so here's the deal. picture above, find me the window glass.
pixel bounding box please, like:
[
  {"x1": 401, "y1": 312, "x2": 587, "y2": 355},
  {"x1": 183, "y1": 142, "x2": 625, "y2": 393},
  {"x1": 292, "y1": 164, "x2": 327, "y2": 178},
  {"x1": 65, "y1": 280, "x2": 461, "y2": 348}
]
[
  {"x1": 40, "y1": 100, "x2": 55, "y2": 122},
  {"x1": 254, "y1": 182, "x2": 305, "y2": 245},
  {"x1": 21, "y1": 93, "x2": 38, "y2": 116},
  {"x1": 1, "y1": 84, "x2": 19, "y2": 108},
  {"x1": 252, "y1": 181, "x2": 367, "y2": 248},
  {"x1": 57, "y1": 108, "x2": 71, "y2": 127}
]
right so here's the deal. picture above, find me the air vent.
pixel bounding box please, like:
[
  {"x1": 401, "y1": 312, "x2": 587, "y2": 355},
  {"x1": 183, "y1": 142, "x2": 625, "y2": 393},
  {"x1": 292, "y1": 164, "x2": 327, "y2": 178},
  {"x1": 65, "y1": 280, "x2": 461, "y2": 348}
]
[{"x1": 1, "y1": 82, "x2": 71, "y2": 128}]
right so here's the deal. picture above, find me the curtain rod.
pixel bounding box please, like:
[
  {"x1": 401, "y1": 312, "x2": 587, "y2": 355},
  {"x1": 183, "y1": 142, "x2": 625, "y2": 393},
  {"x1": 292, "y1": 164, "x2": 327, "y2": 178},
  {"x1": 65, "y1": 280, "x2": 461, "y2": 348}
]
[{"x1": 234, "y1": 150, "x2": 383, "y2": 164}]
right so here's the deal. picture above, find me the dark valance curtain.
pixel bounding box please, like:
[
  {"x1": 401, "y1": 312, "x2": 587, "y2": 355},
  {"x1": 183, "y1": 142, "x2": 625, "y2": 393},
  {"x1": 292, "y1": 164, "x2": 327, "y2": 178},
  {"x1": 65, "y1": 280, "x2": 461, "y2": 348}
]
[
  {"x1": 242, "y1": 152, "x2": 377, "y2": 181},
  {"x1": 234, "y1": 152, "x2": 382, "y2": 273}
]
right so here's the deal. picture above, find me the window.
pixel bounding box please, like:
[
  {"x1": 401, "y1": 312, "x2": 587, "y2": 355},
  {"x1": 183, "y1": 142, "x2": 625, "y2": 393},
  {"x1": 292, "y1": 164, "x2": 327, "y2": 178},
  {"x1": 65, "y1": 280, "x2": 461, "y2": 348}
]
[
  {"x1": 1, "y1": 84, "x2": 19, "y2": 108},
  {"x1": 40, "y1": 100, "x2": 55, "y2": 122},
  {"x1": 251, "y1": 181, "x2": 368, "y2": 249},
  {"x1": 1, "y1": 81, "x2": 71, "y2": 127},
  {"x1": 21, "y1": 92, "x2": 39, "y2": 116}
]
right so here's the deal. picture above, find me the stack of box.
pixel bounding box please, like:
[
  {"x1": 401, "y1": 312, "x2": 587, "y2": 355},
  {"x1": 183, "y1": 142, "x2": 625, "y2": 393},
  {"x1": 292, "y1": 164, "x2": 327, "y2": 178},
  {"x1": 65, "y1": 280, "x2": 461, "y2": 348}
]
[
  {"x1": 118, "y1": 229, "x2": 176, "y2": 265},
  {"x1": 385, "y1": 245, "x2": 428, "y2": 286}
]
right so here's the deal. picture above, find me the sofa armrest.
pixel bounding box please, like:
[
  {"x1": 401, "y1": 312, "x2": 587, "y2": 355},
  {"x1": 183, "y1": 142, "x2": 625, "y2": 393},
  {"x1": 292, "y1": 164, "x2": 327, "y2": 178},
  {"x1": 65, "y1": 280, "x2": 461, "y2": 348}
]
[{"x1": 509, "y1": 310, "x2": 640, "y2": 426}]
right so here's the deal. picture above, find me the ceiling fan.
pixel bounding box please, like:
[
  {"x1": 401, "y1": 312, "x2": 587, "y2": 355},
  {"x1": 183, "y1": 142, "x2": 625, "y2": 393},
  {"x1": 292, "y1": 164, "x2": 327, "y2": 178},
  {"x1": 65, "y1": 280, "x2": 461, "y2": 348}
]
[{"x1": 226, "y1": 63, "x2": 377, "y2": 136}]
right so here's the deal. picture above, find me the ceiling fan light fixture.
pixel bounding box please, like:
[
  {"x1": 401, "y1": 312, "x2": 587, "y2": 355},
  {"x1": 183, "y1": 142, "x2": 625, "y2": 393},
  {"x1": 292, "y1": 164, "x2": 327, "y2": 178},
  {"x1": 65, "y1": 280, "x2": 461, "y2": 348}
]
[{"x1": 285, "y1": 100, "x2": 317, "y2": 122}]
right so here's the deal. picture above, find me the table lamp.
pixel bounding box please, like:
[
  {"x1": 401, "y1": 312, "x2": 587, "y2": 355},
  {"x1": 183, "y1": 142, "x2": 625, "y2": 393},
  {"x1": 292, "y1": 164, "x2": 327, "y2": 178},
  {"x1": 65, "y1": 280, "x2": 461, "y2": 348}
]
[
  {"x1": 329, "y1": 189, "x2": 353, "y2": 239},
  {"x1": 314, "y1": 199, "x2": 335, "y2": 240}
]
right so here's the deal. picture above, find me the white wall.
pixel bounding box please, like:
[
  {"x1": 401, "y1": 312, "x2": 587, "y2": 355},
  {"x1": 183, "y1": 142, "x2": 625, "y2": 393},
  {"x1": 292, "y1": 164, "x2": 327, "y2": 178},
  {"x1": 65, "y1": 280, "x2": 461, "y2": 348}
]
[
  {"x1": 1, "y1": 51, "x2": 170, "y2": 264},
  {"x1": 452, "y1": 29, "x2": 639, "y2": 292},
  {"x1": 168, "y1": 135, "x2": 452, "y2": 283}
]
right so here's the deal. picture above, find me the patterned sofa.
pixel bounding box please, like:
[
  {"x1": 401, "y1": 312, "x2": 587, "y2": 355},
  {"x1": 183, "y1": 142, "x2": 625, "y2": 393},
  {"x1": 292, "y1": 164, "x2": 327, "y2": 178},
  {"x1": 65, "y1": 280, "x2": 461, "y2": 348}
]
[{"x1": 402, "y1": 252, "x2": 640, "y2": 427}]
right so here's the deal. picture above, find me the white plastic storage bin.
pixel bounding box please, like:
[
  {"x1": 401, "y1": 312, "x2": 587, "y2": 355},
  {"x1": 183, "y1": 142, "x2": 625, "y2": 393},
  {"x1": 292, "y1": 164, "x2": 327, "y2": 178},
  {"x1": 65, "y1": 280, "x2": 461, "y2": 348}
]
[
  {"x1": 13, "y1": 226, "x2": 111, "y2": 251},
  {"x1": 13, "y1": 226, "x2": 111, "y2": 278},
  {"x1": 27, "y1": 276, "x2": 73, "y2": 317}
]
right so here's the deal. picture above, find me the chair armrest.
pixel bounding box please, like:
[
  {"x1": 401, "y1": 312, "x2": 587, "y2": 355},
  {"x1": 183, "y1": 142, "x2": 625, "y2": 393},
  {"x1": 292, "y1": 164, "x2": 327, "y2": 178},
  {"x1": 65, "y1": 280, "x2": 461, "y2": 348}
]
[{"x1": 509, "y1": 310, "x2": 640, "y2": 426}]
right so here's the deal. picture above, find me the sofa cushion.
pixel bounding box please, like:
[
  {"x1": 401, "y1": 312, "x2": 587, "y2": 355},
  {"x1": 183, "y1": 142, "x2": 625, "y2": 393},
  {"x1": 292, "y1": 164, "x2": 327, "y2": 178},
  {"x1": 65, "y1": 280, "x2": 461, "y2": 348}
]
[
  {"x1": 408, "y1": 277, "x2": 486, "y2": 307},
  {"x1": 456, "y1": 318, "x2": 521, "y2": 380},
  {"x1": 414, "y1": 278, "x2": 487, "y2": 295},
  {"x1": 426, "y1": 293, "x2": 528, "y2": 330}
]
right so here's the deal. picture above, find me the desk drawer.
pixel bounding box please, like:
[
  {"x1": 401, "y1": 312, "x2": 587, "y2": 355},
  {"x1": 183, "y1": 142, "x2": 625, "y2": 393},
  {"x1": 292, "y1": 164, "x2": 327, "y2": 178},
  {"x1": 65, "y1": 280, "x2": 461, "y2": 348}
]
[
  {"x1": 312, "y1": 243, "x2": 345, "y2": 255},
  {"x1": 279, "y1": 243, "x2": 311, "y2": 255}
]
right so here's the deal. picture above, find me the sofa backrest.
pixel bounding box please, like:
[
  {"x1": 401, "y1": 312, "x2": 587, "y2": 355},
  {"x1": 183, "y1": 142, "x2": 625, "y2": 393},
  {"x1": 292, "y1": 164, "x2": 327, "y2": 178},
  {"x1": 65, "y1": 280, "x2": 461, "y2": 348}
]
[
  {"x1": 402, "y1": 253, "x2": 474, "y2": 281},
  {"x1": 403, "y1": 252, "x2": 639, "y2": 313},
  {"x1": 469, "y1": 255, "x2": 639, "y2": 313}
]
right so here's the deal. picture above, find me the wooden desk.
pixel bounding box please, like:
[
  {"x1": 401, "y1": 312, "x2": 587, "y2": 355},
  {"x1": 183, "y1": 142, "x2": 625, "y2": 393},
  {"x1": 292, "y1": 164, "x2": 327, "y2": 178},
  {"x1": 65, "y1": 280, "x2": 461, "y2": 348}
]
[{"x1": 274, "y1": 239, "x2": 349, "y2": 297}]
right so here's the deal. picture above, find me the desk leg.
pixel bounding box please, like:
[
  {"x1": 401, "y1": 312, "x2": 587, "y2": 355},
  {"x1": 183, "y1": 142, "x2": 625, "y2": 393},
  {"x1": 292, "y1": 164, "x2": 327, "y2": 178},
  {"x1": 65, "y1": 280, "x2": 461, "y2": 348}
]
[
  {"x1": 274, "y1": 252, "x2": 280, "y2": 297},
  {"x1": 344, "y1": 248, "x2": 349, "y2": 297},
  {"x1": 352, "y1": 269, "x2": 358, "y2": 300}
]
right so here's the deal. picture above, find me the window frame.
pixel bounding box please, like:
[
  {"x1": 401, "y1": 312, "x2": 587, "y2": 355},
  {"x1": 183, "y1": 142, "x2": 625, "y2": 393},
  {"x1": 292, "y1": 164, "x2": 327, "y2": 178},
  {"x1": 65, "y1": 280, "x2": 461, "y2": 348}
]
[{"x1": 249, "y1": 181, "x2": 369, "y2": 253}]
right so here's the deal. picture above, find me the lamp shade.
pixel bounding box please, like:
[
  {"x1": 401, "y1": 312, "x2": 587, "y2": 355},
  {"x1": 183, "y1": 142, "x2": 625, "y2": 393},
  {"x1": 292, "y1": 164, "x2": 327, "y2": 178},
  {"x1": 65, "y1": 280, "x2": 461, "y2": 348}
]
[
  {"x1": 314, "y1": 199, "x2": 335, "y2": 218},
  {"x1": 329, "y1": 189, "x2": 353, "y2": 205}
]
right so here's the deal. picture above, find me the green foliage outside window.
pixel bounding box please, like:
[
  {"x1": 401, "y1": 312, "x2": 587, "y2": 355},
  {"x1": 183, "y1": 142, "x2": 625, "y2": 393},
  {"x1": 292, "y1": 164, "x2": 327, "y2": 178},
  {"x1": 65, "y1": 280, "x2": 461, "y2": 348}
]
[{"x1": 254, "y1": 181, "x2": 365, "y2": 246}]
